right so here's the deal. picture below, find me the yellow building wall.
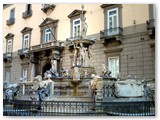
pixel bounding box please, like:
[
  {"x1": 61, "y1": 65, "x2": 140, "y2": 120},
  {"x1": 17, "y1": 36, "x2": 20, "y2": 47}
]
[
  {"x1": 122, "y1": 4, "x2": 149, "y2": 27},
  {"x1": 3, "y1": 4, "x2": 149, "y2": 53}
]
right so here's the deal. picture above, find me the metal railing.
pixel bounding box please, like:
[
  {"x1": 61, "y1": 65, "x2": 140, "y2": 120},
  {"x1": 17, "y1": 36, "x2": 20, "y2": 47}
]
[
  {"x1": 3, "y1": 52, "x2": 12, "y2": 59},
  {"x1": 146, "y1": 19, "x2": 155, "y2": 30},
  {"x1": 18, "y1": 48, "x2": 29, "y2": 55},
  {"x1": 3, "y1": 99, "x2": 155, "y2": 116},
  {"x1": 41, "y1": 4, "x2": 55, "y2": 13},
  {"x1": 30, "y1": 41, "x2": 64, "y2": 50},
  {"x1": 100, "y1": 27, "x2": 123, "y2": 39},
  {"x1": 6, "y1": 18, "x2": 15, "y2": 25},
  {"x1": 22, "y1": 10, "x2": 32, "y2": 18}
]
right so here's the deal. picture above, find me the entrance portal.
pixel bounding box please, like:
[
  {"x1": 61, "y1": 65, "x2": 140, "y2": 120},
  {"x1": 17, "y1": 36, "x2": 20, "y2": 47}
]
[{"x1": 42, "y1": 63, "x2": 51, "y2": 78}]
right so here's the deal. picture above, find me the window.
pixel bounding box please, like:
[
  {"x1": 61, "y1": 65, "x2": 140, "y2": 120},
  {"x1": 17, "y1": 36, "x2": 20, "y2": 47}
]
[
  {"x1": 7, "y1": 39, "x2": 12, "y2": 53},
  {"x1": 45, "y1": 28, "x2": 52, "y2": 43},
  {"x1": 23, "y1": 34, "x2": 29, "y2": 49},
  {"x1": 10, "y1": 9, "x2": 15, "y2": 19},
  {"x1": 22, "y1": 68, "x2": 28, "y2": 81},
  {"x1": 73, "y1": 18, "x2": 81, "y2": 37},
  {"x1": 39, "y1": 18, "x2": 58, "y2": 43},
  {"x1": 107, "y1": 8, "x2": 119, "y2": 35},
  {"x1": 6, "y1": 8, "x2": 15, "y2": 25},
  {"x1": 22, "y1": 4, "x2": 32, "y2": 19},
  {"x1": 20, "y1": 27, "x2": 32, "y2": 51},
  {"x1": 26, "y1": 4, "x2": 31, "y2": 14},
  {"x1": 68, "y1": 9, "x2": 86, "y2": 38},
  {"x1": 108, "y1": 56, "x2": 119, "y2": 78}
]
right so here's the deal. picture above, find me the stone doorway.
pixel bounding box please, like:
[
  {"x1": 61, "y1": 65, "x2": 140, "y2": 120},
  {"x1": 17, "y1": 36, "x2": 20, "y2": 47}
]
[{"x1": 42, "y1": 63, "x2": 51, "y2": 78}]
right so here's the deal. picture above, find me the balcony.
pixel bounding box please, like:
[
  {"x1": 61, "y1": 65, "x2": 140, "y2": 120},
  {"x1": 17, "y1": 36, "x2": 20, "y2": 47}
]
[
  {"x1": 30, "y1": 41, "x2": 65, "y2": 52},
  {"x1": 22, "y1": 10, "x2": 32, "y2": 19},
  {"x1": 100, "y1": 27, "x2": 123, "y2": 46},
  {"x1": 100, "y1": 27, "x2": 123, "y2": 39},
  {"x1": 3, "y1": 52, "x2": 12, "y2": 62},
  {"x1": 41, "y1": 4, "x2": 55, "y2": 13},
  {"x1": 6, "y1": 18, "x2": 15, "y2": 26},
  {"x1": 146, "y1": 19, "x2": 155, "y2": 39},
  {"x1": 18, "y1": 48, "x2": 29, "y2": 60},
  {"x1": 146, "y1": 19, "x2": 155, "y2": 30}
]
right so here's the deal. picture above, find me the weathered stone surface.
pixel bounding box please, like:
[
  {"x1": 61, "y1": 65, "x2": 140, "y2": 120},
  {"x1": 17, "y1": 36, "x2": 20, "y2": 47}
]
[
  {"x1": 71, "y1": 66, "x2": 95, "y2": 78},
  {"x1": 115, "y1": 79, "x2": 144, "y2": 97}
]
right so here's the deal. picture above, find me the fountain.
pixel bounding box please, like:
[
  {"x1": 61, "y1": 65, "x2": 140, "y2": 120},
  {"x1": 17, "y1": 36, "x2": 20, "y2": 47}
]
[{"x1": 5, "y1": 4, "x2": 154, "y2": 104}]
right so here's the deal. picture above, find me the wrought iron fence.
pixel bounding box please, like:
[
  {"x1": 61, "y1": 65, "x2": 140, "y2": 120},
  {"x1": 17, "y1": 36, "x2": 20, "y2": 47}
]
[
  {"x1": 100, "y1": 27, "x2": 123, "y2": 39},
  {"x1": 3, "y1": 99, "x2": 155, "y2": 116}
]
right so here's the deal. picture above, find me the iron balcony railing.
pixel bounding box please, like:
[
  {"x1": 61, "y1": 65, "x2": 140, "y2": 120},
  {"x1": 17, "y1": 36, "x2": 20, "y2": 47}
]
[
  {"x1": 30, "y1": 41, "x2": 64, "y2": 52},
  {"x1": 100, "y1": 27, "x2": 123, "y2": 39},
  {"x1": 18, "y1": 48, "x2": 29, "y2": 55},
  {"x1": 22, "y1": 10, "x2": 32, "y2": 19},
  {"x1": 6, "y1": 18, "x2": 15, "y2": 26},
  {"x1": 3, "y1": 99, "x2": 155, "y2": 116},
  {"x1": 3, "y1": 52, "x2": 12, "y2": 59},
  {"x1": 146, "y1": 19, "x2": 155, "y2": 30},
  {"x1": 41, "y1": 4, "x2": 55, "y2": 13}
]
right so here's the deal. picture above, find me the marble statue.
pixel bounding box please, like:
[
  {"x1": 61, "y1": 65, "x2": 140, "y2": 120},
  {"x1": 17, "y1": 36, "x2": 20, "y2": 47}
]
[
  {"x1": 30, "y1": 75, "x2": 53, "y2": 101},
  {"x1": 90, "y1": 75, "x2": 104, "y2": 101},
  {"x1": 83, "y1": 69, "x2": 88, "y2": 78},
  {"x1": 73, "y1": 67, "x2": 80, "y2": 81},
  {"x1": 87, "y1": 45, "x2": 92, "y2": 65},
  {"x1": 3, "y1": 81, "x2": 19, "y2": 100},
  {"x1": 79, "y1": 43, "x2": 86, "y2": 66},
  {"x1": 61, "y1": 68, "x2": 70, "y2": 77},
  {"x1": 51, "y1": 60, "x2": 56, "y2": 70},
  {"x1": 80, "y1": 4, "x2": 88, "y2": 39},
  {"x1": 44, "y1": 68, "x2": 59, "y2": 79},
  {"x1": 73, "y1": 43, "x2": 80, "y2": 66},
  {"x1": 32, "y1": 75, "x2": 53, "y2": 90},
  {"x1": 90, "y1": 75, "x2": 103, "y2": 91},
  {"x1": 115, "y1": 79, "x2": 144, "y2": 97},
  {"x1": 101, "y1": 63, "x2": 111, "y2": 77}
]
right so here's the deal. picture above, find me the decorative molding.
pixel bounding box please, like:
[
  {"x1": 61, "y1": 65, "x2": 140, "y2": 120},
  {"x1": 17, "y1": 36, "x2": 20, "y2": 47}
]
[
  {"x1": 5, "y1": 33, "x2": 14, "y2": 39},
  {"x1": 100, "y1": 4, "x2": 116, "y2": 8},
  {"x1": 21, "y1": 27, "x2": 33, "y2": 33},
  {"x1": 68, "y1": 9, "x2": 86, "y2": 18},
  {"x1": 104, "y1": 46, "x2": 123, "y2": 53},
  {"x1": 39, "y1": 17, "x2": 59, "y2": 27}
]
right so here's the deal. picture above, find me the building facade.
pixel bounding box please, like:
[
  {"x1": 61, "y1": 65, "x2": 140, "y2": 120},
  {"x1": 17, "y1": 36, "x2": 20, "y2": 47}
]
[{"x1": 3, "y1": 4, "x2": 155, "y2": 84}]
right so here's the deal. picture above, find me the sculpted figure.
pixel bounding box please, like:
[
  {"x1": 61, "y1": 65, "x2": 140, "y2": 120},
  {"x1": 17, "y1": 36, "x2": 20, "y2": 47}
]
[
  {"x1": 61, "y1": 68, "x2": 70, "y2": 77},
  {"x1": 101, "y1": 63, "x2": 111, "y2": 77},
  {"x1": 80, "y1": 4, "x2": 88, "y2": 39},
  {"x1": 30, "y1": 75, "x2": 53, "y2": 101},
  {"x1": 91, "y1": 75, "x2": 103, "y2": 91},
  {"x1": 3, "y1": 81, "x2": 19, "y2": 100},
  {"x1": 88, "y1": 45, "x2": 92, "y2": 65},
  {"x1": 73, "y1": 67, "x2": 80, "y2": 81},
  {"x1": 79, "y1": 43, "x2": 86, "y2": 66},
  {"x1": 81, "y1": 16, "x2": 88, "y2": 38},
  {"x1": 73, "y1": 43, "x2": 80, "y2": 66},
  {"x1": 90, "y1": 75, "x2": 104, "y2": 101}
]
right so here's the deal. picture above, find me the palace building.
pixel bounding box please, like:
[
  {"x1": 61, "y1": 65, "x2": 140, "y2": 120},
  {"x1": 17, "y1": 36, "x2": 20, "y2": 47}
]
[{"x1": 3, "y1": 4, "x2": 155, "y2": 84}]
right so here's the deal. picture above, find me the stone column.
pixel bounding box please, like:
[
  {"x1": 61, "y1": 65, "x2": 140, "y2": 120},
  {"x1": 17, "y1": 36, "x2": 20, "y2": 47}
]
[
  {"x1": 47, "y1": 76, "x2": 54, "y2": 98},
  {"x1": 22, "y1": 83, "x2": 25, "y2": 95},
  {"x1": 95, "y1": 90, "x2": 103, "y2": 102},
  {"x1": 51, "y1": 60, "x2": 57, "y2": 72},
  {"x1": 31, "y1": 63, "x2": 35, "y2": 81},
  {"x1": 51, "y1": 81, "x2": 54, "y2": 96}
]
